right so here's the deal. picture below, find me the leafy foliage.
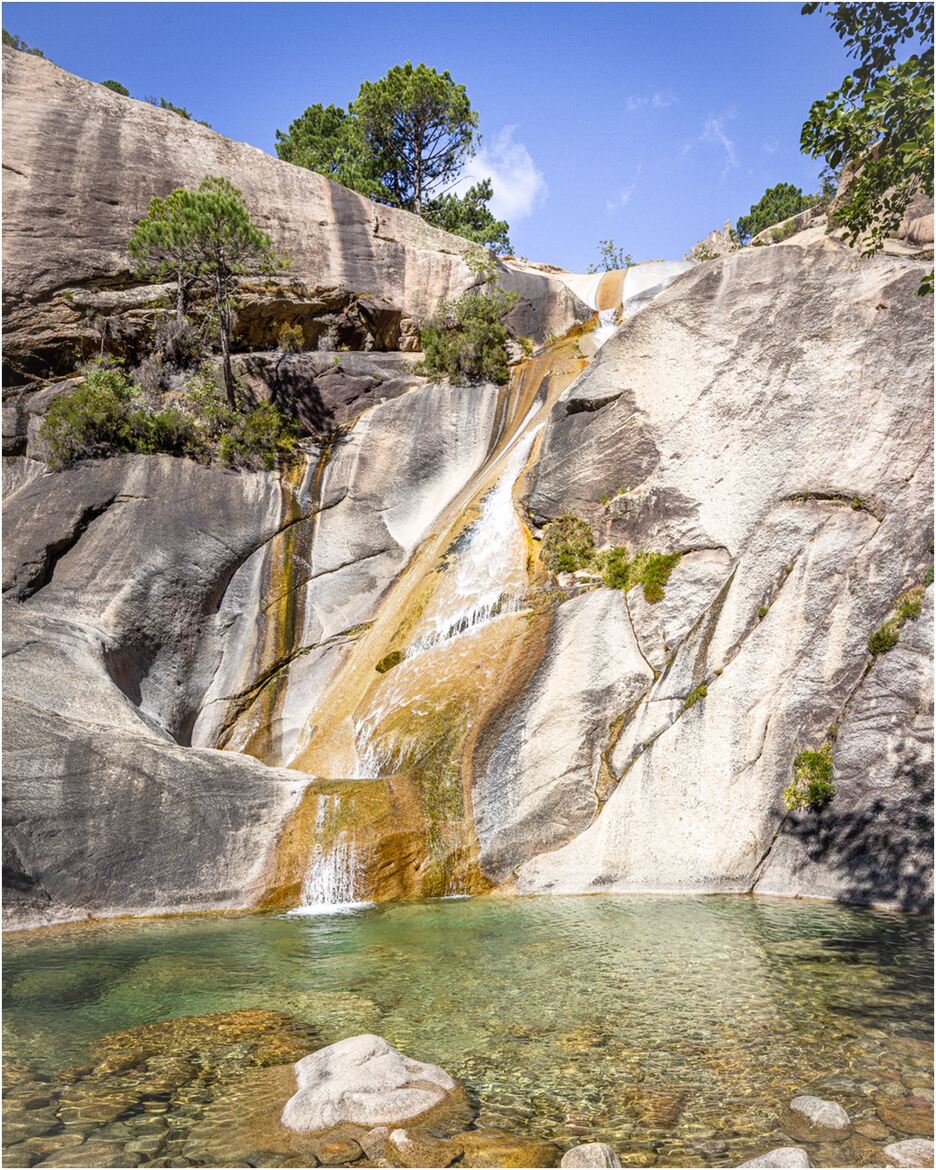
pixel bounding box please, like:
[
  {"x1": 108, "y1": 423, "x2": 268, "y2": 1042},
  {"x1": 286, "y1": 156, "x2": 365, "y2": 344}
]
[
  {"x1": 101, "y1": 80, "x2": 129, "y2": 96},
  {"x1": 276, "y1": 322, "x2": 305, "y2": 353},
  {"x1": 784, "y1": 744, "x2": 836, "y2": 811},
  {"x1": 3, "y1": 27, "x2": 43, "y2": 55},
  {"x1": 217, "y1": 400, "x2": 298, "y2": 470},
  {"x1": 801, "y1": 3, "x2": 933, "y2": 272},
  {"x1": 868, "y1": 621, "x2": 900, "y2": 655},
  {"x1": 587, "y1": 240, "x2": 633, "y2": 273},
  {"x1": 128, "y1": 177, "x2": 283, "y2": 405},
  {"x1": 274, "y1": 103, "x2": 386, "y2": 199},
  {"x1": 419, "y1": 285, "x2": 518, "y2": 385},
  {"x1": 735, "y1": 182, "x2": 818, "y2": 244},
  {"x1": 541, "y1": 515, "x2": 595, "y2": 573},
  {"x1": 424, "y1": 180, "x2": 512, "y2": 255},
  {"x1": 354, "y1": 61, "x2": 478, "y2": 214},
  {"x1": 39, "y1": 363, "x2": 297, "y2": 472},
  {"x1": 276, "y1": 64, "x2": 509, "y2": 243}
]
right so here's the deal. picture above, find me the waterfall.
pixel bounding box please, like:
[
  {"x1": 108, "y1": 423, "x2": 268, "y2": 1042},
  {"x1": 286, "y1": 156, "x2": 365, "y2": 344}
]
[
  {"x1": 592, "y1": 307, "x2": 618, "y2": 349},
  {"x1": 289, "y1": 794, "x2": 370, "y2": 915},
  {"x1": 406, "y1": 420, "x2": 542, "y2": 657}
]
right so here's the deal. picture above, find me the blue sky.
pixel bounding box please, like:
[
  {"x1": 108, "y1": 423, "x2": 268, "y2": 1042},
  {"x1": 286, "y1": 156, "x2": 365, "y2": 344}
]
[{"x1": 5, "y1": 2, "x2": 854, "y2": 269}]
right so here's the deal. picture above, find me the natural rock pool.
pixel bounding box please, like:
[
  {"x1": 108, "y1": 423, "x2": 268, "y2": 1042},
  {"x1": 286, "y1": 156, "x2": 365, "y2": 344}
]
[{"x1": 3, "y1": 895, "x2": 932, "y2": 1167}]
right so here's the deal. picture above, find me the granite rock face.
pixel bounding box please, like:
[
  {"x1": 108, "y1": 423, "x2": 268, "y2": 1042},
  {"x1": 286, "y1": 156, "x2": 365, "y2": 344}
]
[
  {"x1": 2, "y1": 47, "x2": 587, "y2": 385},
  {"x1": 517, "y1": 239, "x2": 933, "y2": 910},
  {"x1": 1, "y1": 455, "x2": 315, "y2": 927}
]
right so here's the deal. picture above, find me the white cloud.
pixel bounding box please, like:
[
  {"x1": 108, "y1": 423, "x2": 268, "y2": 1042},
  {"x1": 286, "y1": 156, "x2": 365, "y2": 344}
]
[
  {"x1": 701, "y1": 116, "x2": 738, "y2": 173},
  {"x1": 762, "y1": 138, "x2": 778, "y2": 154},
  {"x1": 625, "y1": 90, "x2": 677, "y2": 113},
  {"x1": 454, "y1": 126, "x2": 547, "y2": 222},
  {"x1": 606, "y1": 183, "x2": 636, "y2": 213}
]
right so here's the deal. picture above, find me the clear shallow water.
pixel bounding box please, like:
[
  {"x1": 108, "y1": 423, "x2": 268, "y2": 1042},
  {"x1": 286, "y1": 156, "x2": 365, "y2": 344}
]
[{"x1": 3, "y1": 894, "x2": 933, "y2": 1167}]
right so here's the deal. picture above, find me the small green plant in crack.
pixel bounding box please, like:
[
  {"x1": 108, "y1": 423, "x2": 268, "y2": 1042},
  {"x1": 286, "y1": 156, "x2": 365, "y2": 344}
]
[
  {"x1": 683, "y1": 683, "x2": 708, "y2": 710},
  {"x1": 784, "y1": 744, "x2": 835, "y2": 812},
  {"x1": 758, "y1": 605, "x2": 769, "y2": 619},
  {"x1": 868, "y1": 585, "x2": 925, "y2": 656}
]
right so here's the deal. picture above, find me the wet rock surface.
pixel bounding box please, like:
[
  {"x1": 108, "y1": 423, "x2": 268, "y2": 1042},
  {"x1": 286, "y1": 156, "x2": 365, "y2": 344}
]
[{"x1": 884, "y1": 1138, "x2": 936, "y2": 1167}]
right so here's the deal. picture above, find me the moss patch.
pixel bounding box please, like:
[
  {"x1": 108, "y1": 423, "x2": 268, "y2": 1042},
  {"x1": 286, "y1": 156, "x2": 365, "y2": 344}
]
[
  {"x1": 375, "y1": 649, "x2": 405, "y2": 674},
  {"x1": 683, "y1": 683, "x2": 708, "y2": 710}
]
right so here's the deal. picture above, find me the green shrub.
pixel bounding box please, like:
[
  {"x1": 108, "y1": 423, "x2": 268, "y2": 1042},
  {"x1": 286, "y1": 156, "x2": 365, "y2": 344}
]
[
  {"x1": 419, "y1": 286, "x2": 518, "y2": 385},
  {"x1": 629, "y1": 551, "x2": 682, "y2": 603},
  {"x1": 594, "y1": 546, "x2": 630, "y2": 589},
  {"x1": 41, "y1": 362, "x2": 297, "y2": 473},
  {"x1": 784, "y1": 744, "x2": 836, "y2": 811},
  {"x1": 868, "y1": 622, "x2": 899, "y2": 655},
  {"x1": 40, "y1": 365, "x2": 139, "y2": 468},
  {"x1": 277, "y1": 321, "x2": 305, "y2": 353},
  {"x1": 925, "y1": 565, "x2": 934, "y2": 588},
  {"x1": 218, "y1": 401, "x2": 298, "y2": 471},
  {"x1": 101, "y1": 80, "x2": 129, "y2": 96},
  {"x1": 684, "y1": 683, "x2": 708, "y2": 710},
  {"x1": 541, "y1": 515, "x2": 595, "y2": 573},
  {"x1": 135, "y1": 408, "x2": 204, "y2": 460}
]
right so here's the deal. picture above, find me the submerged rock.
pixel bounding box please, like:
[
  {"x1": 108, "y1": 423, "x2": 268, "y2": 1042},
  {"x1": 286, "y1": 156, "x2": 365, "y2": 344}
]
[
  {"x1": 281, "y1": 1034, "x2": 468, "y2": 1134},
  {"x1": 884, "y1": 1138, "x2": 936, "y2": 1167},
  {"x1": 789, "y1": 1095, "x2": 851, "y2": 1130},
  {"x1": 388, "y1": 1126, "x2": 463, "y2": 1167},
  {"x1": 456, "y1": 1128, "x2": 563, "y2": 1168},
  {"x1": 561, "y1": 1142, "x2": 623, "y2": 1166},
  {"x1": 877, "y1": 1096, "x2": 935, "y2": 1137},
  {"x1": 739, "y1": 1149, "x2": 812, "y2": 1168}
]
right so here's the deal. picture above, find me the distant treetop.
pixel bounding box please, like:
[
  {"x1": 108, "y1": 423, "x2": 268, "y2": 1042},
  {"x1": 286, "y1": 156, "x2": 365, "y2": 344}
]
[{"x1": 3, "y1": 27, "x2": 44, "y2": 56}]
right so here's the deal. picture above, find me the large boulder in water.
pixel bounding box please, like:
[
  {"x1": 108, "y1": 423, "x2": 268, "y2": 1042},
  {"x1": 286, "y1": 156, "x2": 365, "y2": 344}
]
[{"x1": 281, "y1": 1034, "x2": 470, "y2": 1134}]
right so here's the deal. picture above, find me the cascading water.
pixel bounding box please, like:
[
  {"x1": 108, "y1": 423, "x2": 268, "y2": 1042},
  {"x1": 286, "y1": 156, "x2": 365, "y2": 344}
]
[
  {"x1": 289, "y1": 794, "x2": 370, "y2": 915},
  {"x1": 406, "y1": 419, "x2": 543, "y2": 656},
  {"x1": 349, "y1": 415, "x2": 544, "y2": 779}
]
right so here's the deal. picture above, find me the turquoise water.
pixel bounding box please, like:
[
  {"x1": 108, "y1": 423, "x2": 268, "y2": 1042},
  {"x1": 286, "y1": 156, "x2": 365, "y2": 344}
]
[{"x1": 3, "y1": 894, "x2": 933, "y2": 1166}]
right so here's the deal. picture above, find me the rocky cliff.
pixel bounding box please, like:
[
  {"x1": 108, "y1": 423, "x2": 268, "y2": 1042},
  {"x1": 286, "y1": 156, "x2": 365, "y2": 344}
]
[{"x1": 2, "y1": 48, "x2": 932, "y2": 928}]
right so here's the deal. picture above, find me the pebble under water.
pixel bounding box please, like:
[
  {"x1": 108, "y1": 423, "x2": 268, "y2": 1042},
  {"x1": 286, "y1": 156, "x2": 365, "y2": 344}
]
[{"x1": 2, "y1": 894, "x2": 933, "y2": 1167}]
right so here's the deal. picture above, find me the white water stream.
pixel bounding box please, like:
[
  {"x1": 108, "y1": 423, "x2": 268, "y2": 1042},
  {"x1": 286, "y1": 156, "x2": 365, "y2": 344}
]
[{"x1": 290, "y1": 793, "x2": 371, "y2": 915}]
